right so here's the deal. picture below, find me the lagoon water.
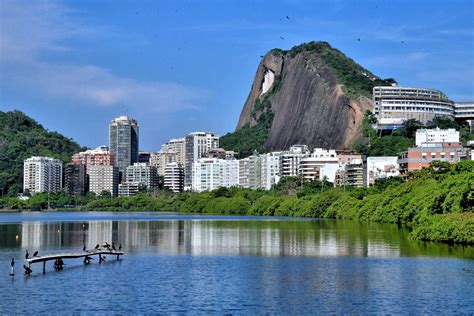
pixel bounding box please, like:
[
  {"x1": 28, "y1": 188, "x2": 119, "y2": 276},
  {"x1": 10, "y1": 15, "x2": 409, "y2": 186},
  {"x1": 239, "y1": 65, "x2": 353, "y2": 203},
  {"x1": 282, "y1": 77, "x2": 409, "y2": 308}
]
[{"x1": 0, "y1": 212, "x2": 473, "y2": 314}]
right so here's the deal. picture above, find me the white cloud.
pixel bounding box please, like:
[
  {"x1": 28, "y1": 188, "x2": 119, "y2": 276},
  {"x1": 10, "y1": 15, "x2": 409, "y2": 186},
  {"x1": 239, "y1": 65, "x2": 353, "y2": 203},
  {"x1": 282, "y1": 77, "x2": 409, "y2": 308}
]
[{"x1": 0, "y1": 0, "x2": 206, "y2": 112}]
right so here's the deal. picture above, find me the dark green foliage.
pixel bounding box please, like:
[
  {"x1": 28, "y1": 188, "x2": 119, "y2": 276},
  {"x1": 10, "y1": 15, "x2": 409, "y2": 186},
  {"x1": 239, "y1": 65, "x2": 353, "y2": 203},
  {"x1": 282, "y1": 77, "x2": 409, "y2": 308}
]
[
  {"x1": 288, "y1": 41, "x2": 393, "y2": 99},
  {"x1": 0, "y1": 110, "x2": 85, "y2": 196},
  {"x1": 354, "y1": 111, "x2": 415, "y2": 156}
]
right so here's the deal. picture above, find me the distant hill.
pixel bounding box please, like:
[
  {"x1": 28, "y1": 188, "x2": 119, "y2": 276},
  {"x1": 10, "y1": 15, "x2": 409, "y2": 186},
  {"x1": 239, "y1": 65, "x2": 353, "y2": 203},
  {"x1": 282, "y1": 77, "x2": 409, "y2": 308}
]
[
  {"x1": 0, "y1": 110, "x2": 85, "y2": 196},
  {"x1": 220, "y1": 41, "x2": 395, "y2": 158}
]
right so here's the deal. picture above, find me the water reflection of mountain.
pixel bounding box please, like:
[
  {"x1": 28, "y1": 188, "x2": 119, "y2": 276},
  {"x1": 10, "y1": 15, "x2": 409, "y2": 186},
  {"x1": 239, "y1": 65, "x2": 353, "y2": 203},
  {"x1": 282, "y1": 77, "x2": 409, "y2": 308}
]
[{"x1": 0, "y1": 219, "x2": 470, "y2": 259}]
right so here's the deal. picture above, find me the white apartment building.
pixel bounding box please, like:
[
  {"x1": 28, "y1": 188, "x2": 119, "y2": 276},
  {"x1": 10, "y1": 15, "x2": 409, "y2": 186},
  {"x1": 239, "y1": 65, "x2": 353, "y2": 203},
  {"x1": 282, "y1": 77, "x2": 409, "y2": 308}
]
[
  {"x1": 88, "y1": 165, "x2": 119, "y2": 197},
  {"x1": 185, "y1": 132, "x2": 219, "y2": 190},
  {"x1": 125, "y1": 163, "x2": 158, "y2": 188},
  {"x1": 280, "y1": 145, "x2": 310, "y2": 177},
  {"x1": 366, "y1": 157, "x2": 400, "y2": 187},
  {"x1": 164, "y1": 162, "x2": 184, "y2": 193},
  {"x1": 299, "y1": 148, "x2": 339, "y2": 182},
  {"x1": 23, "y1": 156, "x2": 63, "y2": 194},
  {"x1": 260, "y1": 152, "x2": 282, "y2": 190},
  {"x1": 191, "y1": 158, "x2": 239, "y2": 192},
  {"x1": 415, "y1": 128, "x2": 460, "y2": 147},
  {"x1": 192, "y1": 158, "x2": 221, "y2": 192}
]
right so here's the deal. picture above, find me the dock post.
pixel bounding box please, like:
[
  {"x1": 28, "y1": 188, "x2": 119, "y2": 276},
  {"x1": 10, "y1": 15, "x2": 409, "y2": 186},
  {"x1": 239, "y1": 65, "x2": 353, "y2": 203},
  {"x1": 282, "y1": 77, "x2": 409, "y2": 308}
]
[
  {"x1": 43, "y1": 261, "x2": 46, "y2": 273},
  {"x1": 116, "y1": 254, "x2": 119, "y2": 260},
  {"x1": 99, "y1": 254, "x2": 102, "y2": 263}
]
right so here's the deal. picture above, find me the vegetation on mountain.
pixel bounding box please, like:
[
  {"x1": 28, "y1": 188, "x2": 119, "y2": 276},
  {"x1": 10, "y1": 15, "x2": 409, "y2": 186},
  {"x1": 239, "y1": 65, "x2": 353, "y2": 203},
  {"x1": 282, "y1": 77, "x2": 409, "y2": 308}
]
[
  {"x1": 288, "y1": 41, "x2": 395, "y2": 99},
  {"x1": 3, "y1": 160, "x2": 472, "y2": 244},
  {"x1": 0, "y1": 110, "x2": 85, "y2": 196}
]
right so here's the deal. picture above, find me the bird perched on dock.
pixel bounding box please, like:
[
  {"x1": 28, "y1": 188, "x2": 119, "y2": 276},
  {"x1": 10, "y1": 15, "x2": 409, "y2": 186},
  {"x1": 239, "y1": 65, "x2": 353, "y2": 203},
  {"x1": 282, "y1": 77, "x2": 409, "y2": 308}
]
[
  {"x1": 112, "y1": 242, "x2": 116, "y2": 252},
  {"x1": 25, "y1": 250, "x2": 29, "y2": 259},
  {"x1": 83, "y1": 245, "x2": 87, "y2": 252},
  {"x1": 118, "y1": 244, "x2": 122, "y2": 251},
  {"x1": 33, "y1": 251, "x2": 39, "y2": 257},
  {"x1": 95, "y1": 244, "x2": 100, "y2": 250},
  {"x1": 23, "y1": 265, "x2": 32, "y2": 275}
]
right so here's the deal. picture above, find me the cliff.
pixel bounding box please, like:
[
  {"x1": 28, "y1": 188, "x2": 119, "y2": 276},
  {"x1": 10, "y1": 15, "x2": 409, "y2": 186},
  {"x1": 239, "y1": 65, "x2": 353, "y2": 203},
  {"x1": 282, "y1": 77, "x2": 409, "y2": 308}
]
[{"x1": 221, "y1": 41, "x2": 394, "y2": 157}]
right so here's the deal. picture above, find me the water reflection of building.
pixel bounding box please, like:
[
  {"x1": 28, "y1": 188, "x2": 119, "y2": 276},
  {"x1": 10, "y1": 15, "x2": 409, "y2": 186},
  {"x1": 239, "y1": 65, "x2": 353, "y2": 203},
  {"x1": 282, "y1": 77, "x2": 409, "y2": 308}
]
[{"x1": 17, "y1": 219, "x2": 400, "y2": 259}]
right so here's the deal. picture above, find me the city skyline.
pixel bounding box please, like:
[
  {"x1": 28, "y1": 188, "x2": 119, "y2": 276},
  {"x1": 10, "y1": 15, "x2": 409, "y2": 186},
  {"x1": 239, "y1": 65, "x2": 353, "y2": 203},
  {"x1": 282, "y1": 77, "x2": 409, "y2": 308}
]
[{"x1": 1, "y1": 0, "x2": 473, "y2": 151}]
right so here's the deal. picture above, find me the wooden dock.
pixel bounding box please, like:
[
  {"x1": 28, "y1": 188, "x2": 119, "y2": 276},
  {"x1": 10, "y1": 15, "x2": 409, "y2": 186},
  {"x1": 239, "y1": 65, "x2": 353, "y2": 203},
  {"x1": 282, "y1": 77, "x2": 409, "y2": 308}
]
[{"x1": 24, "y1": 250, "x2": 124, "y2": 273}]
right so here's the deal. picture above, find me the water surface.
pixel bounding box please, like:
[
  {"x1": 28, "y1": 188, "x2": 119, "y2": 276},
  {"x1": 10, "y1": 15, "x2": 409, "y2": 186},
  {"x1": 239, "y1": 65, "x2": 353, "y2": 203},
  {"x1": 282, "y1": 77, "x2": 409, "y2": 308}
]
[{"x1": 0, "y1": 212, "x2": 472, "y2": 314}]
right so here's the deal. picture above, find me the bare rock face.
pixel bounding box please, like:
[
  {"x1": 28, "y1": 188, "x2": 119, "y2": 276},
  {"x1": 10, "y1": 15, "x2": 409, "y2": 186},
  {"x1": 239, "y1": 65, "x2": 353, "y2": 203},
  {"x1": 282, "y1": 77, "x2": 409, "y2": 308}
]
[{"x1": 234, "y1": 42, "x2": 386, "y2": 151}]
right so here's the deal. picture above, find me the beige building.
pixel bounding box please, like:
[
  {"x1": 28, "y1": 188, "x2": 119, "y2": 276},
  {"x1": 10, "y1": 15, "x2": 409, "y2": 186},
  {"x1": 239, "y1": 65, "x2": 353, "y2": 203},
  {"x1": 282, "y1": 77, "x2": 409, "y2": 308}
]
[{"x1": 88, "y1": 165, "x2": 119, "y2": 197}]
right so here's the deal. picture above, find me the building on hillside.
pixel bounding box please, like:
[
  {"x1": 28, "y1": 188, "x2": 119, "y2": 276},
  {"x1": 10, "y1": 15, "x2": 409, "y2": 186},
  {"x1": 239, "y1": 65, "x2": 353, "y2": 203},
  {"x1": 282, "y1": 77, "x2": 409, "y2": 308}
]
[
  {"x1": 398, "y1": 143, "x2": 465, "y2": 176},
  {"x1": 280, "y1": 145, "x2": 310, "y2": 177},
  {"x1": 161, "y1": 138, "x2": 186, "y2": 165},
  {"x1": 109, "y1": 116, "x2": 139, "y2": 175},
  {"x1": 88, "y1": 165, "x2": 119, "y2": 197},
  {"x1": 366, "y1": 157, "x2": 400, "y2": 187},
  {"x1": 415, "y1": 128, "x2": 460, "y2": 147},
  {"x1": 118, "y1": 182, "x2": 140, "y2": 197},
  {"x1": 299, "y1": 148, "x2": 339, "y2": 182},
  {"x1": 260, "y1": 152, "x2": 282, "y2": 190},
  {"x1": 23, "y1": 156, "x2": 63, "y2": 194},
  {"x1": 64, "y1": 163, "x2": 87, "y2": 195},
  {"x1": 373, "y1": 85, "x2": 455, "y2": 128},
  {"x1": 72, "y1": 146, "x2": 114, "y2": 166},
  {"x1": 164, "y1": 162, "x2": 184, "y2": 192},
  {"x1": 125, "y1": 163, "x2": 158, "y2": 188},
  {"x1": 184, "y1": 132, "x2": 219, "y2": 190},
  {"x1": 454, "y1": 102, "x2": 474, "y2": 128}
]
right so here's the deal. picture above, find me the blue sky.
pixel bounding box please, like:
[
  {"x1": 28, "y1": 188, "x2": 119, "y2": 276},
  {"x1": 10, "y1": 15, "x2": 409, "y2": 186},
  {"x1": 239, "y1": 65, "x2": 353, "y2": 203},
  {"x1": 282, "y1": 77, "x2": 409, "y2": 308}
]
[{"x1": 1, "y1": 0, "x2": 473, "y2": 151}]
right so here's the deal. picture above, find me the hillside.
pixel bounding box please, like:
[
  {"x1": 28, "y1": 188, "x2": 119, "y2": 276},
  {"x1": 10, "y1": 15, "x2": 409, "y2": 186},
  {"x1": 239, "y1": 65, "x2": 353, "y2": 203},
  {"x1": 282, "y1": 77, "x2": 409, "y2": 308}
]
[
  {"x1": 0, "y1": 110, "x2": 85, "y2": 196},
  {"x1": 221, "y1": 41, "x2": 395, "y2": 157}
]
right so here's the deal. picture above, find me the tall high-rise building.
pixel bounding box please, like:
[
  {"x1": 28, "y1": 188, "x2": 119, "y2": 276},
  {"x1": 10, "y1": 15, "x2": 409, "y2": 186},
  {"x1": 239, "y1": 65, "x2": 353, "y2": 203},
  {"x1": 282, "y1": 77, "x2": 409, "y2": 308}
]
[
  {"x1": 88, "y1": 165, "x2": 119, "y2": 197},
  {"x1": 109, "y1": 116, "x2": 139, "y2": 176},
  {"x1": 23, "y1": 156, "x2": 63, "y2": 194},
  {"x1": 184, "y1": 132, "x2": 219, "y2": 190},
  {"x1": 64, "y1": 163, "x2": 87, "y2": 195}
]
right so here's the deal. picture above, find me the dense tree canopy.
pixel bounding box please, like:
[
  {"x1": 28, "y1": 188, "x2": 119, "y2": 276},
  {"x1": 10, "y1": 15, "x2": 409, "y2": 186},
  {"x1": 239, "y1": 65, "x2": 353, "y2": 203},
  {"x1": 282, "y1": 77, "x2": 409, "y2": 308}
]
[{"x1": 0, "y1": 110, "x2": 85, "y2": 196}]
